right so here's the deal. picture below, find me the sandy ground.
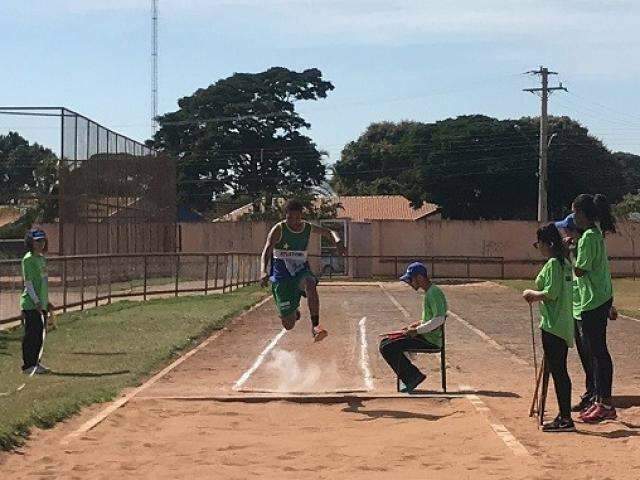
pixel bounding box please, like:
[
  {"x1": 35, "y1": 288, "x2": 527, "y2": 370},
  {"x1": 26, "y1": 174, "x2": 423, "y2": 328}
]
[{"x1": 1, "y1": 282, "x2": 640, "y2": 479}]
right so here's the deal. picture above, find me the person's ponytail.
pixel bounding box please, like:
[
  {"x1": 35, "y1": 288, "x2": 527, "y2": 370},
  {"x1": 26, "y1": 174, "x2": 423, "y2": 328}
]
[{"x1": 593, "y1": 194, "x2": 616, "y2": 234}]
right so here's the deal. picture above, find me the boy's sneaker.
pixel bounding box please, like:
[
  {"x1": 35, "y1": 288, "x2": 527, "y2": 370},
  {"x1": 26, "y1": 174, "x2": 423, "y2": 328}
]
[
  {"x1": 401, "y1": 372, "x2": 427, "y2": 394},
  {"x1": 22, "y1": 366, "x2": 38, "y2": 376},
  {"x1": 572, "y1": 395, "x2": 594, "y2": 413},
  {"x1": 542, "y1": 416, "x2": 576, "y2": 433},
  {"x1": 35, "y1": 364, "x2": 50, "y2": 374},
  {"x1": 312, "y1": 325, "x2": 328, "y2": 342},
  {"x1": 581, "y1": 404, "x2": 617, "y2": 423}
]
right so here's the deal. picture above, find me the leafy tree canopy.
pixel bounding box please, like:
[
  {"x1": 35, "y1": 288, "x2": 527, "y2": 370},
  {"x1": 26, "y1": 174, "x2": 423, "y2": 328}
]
[
  {"x1": 333, "y1": 115, "x2": 640, "y2": 219},
  {"x1": 153, "y1": 67, "x2": 334, "y2": 212}
]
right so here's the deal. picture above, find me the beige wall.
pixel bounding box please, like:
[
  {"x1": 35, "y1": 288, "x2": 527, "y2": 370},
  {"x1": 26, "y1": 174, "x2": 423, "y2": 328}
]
[
  {"x1": 40, "y1": 219, "x2": 640, "y2": 279},
  {"x1": 177, "y1": 219, "x2": 640, "y2": 279},
  {"x1": 41, "y1": 223, "x2": 176, "y2": 255}
]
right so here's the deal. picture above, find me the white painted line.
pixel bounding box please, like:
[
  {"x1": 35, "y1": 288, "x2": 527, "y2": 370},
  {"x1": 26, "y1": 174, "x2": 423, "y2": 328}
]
[
  {"x1": 378, "y1": 282, "x2": 412, "y2": 319},
  {"x1": 620, "y1": 314, "x2": 640, "y2": 324},
  {"x1": 459, "y1": 384, "x2": 530, "y2": 457},
  {"x1": 61, "y1": 295, "x2": 272, "y2": 445},
  {"x1": 359, "y1": 316, "x2": 374, "y2": 391},
  {"x1": 447, "y1": 310, "x2": 529, "y2": 366},
  {"x1": 233, "y1": 328, "x2": 286, "y2": 391}
]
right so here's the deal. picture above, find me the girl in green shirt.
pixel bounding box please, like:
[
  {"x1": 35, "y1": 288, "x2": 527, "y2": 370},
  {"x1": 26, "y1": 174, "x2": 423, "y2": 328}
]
[
  {"x1": 523, "y1": 223, "x2": 575, "y2": 432},
  {"x1": 20, "y1": 229, "x2": 54, "y2": 375},
  {"x1": 571, "y1": 194, "x2": 617, "y2": 423}
]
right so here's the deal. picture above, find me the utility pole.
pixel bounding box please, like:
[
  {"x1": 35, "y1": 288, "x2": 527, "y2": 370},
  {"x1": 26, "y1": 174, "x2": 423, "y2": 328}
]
[{"x1": 523, "y1": 66, "x2": 567, "y2": 222}]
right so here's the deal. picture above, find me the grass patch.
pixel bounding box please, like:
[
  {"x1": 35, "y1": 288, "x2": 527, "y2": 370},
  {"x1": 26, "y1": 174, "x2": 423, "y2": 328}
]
[
  {"x1": 497, "y1": 278, "x2": 640, "y2": 319},
  {"x1": 0, "y1": 286, "x2": 267, "y2": 450}
]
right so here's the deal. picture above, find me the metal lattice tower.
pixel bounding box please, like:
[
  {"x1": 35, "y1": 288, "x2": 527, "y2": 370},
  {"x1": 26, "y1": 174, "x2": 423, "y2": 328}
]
[{"x1": 151, "y1": 0, "x2": 158, "y2": 135}]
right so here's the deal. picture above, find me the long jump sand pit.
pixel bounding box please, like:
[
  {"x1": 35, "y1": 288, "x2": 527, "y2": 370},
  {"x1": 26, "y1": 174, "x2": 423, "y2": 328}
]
[
  {"x1": 1, "y1": 396, "x2": 535, "y2": 480},
  {"x1": 2, "y1": 282, "x2": 640, "y2": 479}
]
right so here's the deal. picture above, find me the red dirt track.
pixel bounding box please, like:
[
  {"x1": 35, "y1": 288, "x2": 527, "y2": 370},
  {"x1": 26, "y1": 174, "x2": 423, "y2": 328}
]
[{"x1": 2, "y1": 282, "x2": 640, "y2": 479}]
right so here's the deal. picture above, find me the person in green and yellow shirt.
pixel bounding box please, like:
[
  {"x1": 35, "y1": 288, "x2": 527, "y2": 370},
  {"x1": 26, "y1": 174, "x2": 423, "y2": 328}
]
[
  {"x1": 20, "y1": 229, "x2": 54, "y2": 375},
  {"x1": 523, "y1": 223, "x2": 575, "y2": 432},
  {"x1": 260, "y1": 199, "x2": 345, "y2": 342},
  {"x1": 379, "y1": 262, "x2": 447, "y2": 394}
]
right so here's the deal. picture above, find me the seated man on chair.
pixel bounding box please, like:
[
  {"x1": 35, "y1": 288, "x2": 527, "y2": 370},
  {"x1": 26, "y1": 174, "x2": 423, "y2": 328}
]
[{"x1": 379, "y1": 262, "x2": 447, "y2": 393}]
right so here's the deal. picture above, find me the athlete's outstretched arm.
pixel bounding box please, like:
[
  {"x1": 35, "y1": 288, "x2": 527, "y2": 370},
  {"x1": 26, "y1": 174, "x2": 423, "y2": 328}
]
[
  {"x1": 260, "y1": 223, "x2": 282, "y2": 286},
  {"x1": 310, "y1": 225, "x2": 346, "y2": 256}
]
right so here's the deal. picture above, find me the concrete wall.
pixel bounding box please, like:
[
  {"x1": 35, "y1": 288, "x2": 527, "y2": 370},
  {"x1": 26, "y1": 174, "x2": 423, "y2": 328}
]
[
  {"x1": 175, "y1": 219, "x2": 639, "y2": 279},
  {"x1": 41, "y1": 223, "x2": 176, "y2": 255},
  {"x1": 38, "y1": 219, "x2": 640, "y2": 279}
]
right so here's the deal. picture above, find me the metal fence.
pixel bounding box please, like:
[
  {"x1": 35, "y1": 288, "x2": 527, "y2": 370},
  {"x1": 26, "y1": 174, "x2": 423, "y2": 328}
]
[
  {"x1": 0, "y1": 252, "x2": 261, "y2": 325},
  {"x1": 0, "y1": 107, "x2": 177, "y2": 255},
  {"x1": 315, "y1": 254, "x2": 639, "y2": 281},
  {"x1": 2, "y1": 252, "x2": 637, "y2": 326},
  {"x1": 58, "y1": 107, "x2": 177, "y2": 254}
]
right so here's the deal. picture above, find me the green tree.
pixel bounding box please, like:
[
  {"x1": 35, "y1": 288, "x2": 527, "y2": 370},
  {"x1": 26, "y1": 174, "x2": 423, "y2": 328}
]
[
  {"x1": 0, "y1": 132, "x2": 56, "y2": 203},
  {"x1": 333, "y1": 115, "x2": 636, "y2": 220},
  {"x1": 0, "y1": 131, "x2": 59, "y2": 222},
  {"x1": 614, "y1": 192, "x2": 640, "y2": 218},
  {"x1": 153, "y1": 67, "x2": 334, "y2": 211},
  {"x1": 332, "y1": 121, "x2": 430, "y2": 196}
]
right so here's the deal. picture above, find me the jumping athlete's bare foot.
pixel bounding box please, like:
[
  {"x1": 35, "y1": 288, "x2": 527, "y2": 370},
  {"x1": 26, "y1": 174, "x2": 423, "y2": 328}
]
[{"x1": 312, "y1": 325, "x2": 328, "y2": 342}]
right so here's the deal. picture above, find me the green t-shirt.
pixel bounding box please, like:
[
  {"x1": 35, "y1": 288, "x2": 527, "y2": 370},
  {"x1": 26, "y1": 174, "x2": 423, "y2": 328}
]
[
  {"x1": 575, "y1": 227, "x2": 613, "y2": 313},
  {"x1": 421, "y1": 284, "x2": 447, "y2": 348},
  {"x1": 535, "y1": 257, "x2": 574, "y2": 347},
  {"x1": 20, "y1": 252, "x2": 48, "y2": 311}
]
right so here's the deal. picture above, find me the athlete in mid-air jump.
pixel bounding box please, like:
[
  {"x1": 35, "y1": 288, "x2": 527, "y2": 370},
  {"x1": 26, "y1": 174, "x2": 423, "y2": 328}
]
[{"x1": 260, "y1": 199, "x2": 346, "y2": 342}]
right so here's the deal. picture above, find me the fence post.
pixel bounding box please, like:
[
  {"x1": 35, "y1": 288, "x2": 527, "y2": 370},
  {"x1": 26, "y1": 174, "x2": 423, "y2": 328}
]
[
  {"x1": 80, "y1": 258, "x2": 85, "y2": 310},
  {"x1": 143, "y1": 255, "x2": 148, "y2": 301},
  {"x1": 62, "y1": 258, "x2": 68, "y2": 313},
  {"x1": 222, "y1": 255, "x2": 228, "y2": 293},
  {"x1": 466, "y1": 257, "x2": 470, "y2": 279},
  {"x1": 174, "y1": 254, "x2": 180, "y2": 297},
  {"x1": 229, "y1": 254, "x2": 235, "y2": 292},
  {"x1": 236, "y1": 254, "x2": 241, "y2": 288},
  {"x1": 95, "y1": 256, "x2": 100, "y2": 307},
  {"x1": 329, "y1": 252, "x2": 333, "y2": 280},
  {"x1": 204, "y1": 254, "x2": 210, "y2": 294},
  {"x1": 107, "y1": 256, "x2": 112, "y2": 304},
  {"x1": 214, "y1": 255, "x2": 219, "y2": 290}
]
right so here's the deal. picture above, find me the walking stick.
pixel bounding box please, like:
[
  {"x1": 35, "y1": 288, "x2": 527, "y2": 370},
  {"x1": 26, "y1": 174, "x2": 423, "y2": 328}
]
[
  {"x1": 529, "y1": 357, "x2": 544, "y2": 417},
  {"x1": 537, "y1": 358, "x2": 550, "y2": 426},
  {"x1": 529, "y1": 303, "x2": 538, "y2": 383}
]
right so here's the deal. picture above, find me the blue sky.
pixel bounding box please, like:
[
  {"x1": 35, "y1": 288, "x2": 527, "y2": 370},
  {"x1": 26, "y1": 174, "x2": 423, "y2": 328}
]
[{"x1": 1, "y1": 0, "x2": 639, "y2": 162}]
